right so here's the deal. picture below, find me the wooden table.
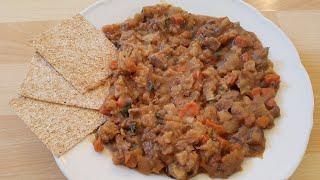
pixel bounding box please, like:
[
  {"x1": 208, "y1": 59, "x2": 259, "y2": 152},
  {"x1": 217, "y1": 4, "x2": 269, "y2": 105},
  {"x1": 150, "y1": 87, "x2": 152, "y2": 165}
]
[{"x1": 0, "y1": 0, "x2": 319, "y2": 179}]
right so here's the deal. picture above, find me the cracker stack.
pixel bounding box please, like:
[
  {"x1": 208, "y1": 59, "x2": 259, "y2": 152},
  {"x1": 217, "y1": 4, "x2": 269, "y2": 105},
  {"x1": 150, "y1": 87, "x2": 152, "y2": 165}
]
[{"x1": 10, "y1": 14, "x2": 117, "y2": 157}]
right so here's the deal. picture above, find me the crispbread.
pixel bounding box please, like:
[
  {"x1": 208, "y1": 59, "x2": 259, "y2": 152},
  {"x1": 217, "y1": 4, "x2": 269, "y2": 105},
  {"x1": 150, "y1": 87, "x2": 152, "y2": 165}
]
[
  {"x1": 32, "y1": 14, "x2": 117, "y2": 93},
  {"x1": 20, "y1": 54, "x2": 109, "y2": 110},
  {"x1": 10, "y1": 97, "x2": 106, "y2": 156}
]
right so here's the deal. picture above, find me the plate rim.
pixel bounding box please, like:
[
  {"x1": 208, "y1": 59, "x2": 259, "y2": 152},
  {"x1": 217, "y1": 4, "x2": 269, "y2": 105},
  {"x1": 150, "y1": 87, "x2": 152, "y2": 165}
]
[{"x1": 54, "y1": 0, "x2": 315, "y2": 179}]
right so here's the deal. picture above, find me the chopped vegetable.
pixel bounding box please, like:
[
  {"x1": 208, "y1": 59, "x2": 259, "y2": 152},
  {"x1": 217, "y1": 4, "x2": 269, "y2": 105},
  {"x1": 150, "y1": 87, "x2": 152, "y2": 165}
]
[
  {"x1": 93, "y1": 137, "x2": 104, "y2": 152},
  {"x1": 109, "y1": 60, "x2": 118, "y2": 70},
  {"x1": 234, "y1": 35, "x2": 253, "y2": 48},
  {"x1": 216, "y1": 136, "x2": 229, "y2": 150},
  {"x1": 256, "y1": 116, "x2": 269, "y2": 128},
  {"x1": 155, "y1": 112, "x2": 165, "y2": 124},
  {"x1": 265, "y1": 98, "x2": 277, "y2": 109},
  {"x1": 202, "y1": 119, "x2": 226, "y2": 135},
  {"x1": 129, "y1": 123, "x2": 137, "y2": 133},
  {"x1": 121, "y1": 102, "x2": 132, "y2": 117},
  {"x1": 179, "y1": 101, "x2": 200, "y2": 117},
  {"x1": 264, "y1": 74, "x2": 280, "y2": 84},
  {"x1": 240, "y1": 52, "x2": 250, "y2": 62},
  {"x1": 147, "y1": 80, "x2": 155, "y2": 92},
  {"x1": 261, "y1": 88, "x2": 275, "y2": 99},
  {"x1": 244, "y1": 114, "x2": 255, "y2": 127},
  {"x1": 192, "y1": 71, "x2": 202, "y2": 80},
  {"x1": 225, "y1": 73, "x2": 238, "y2": 86},
  {"x1": 251, "y1": 87, "x2": 261, "y2": 97},
  {"x1": 171, "y1": 15, "x2": 185, "y2": 25},
  {"x1": 124, "y1": 58, "x2": 137, "y2": 73},
  {"x1": 200, "y1": 134, "x2": 210, "y2": 144}
]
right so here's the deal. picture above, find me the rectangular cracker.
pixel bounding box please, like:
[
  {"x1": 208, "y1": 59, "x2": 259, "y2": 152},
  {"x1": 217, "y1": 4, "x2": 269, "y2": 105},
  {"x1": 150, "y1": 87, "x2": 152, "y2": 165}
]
[
  {"x1": 32, "y1": 14, "x2": 117, "y2": 93},
  {"x1": 10, "y1": 97, "x2": 106, "y2": 157},
  {"x1": 20, "y1": 53, "x2": 109, "y2": 110}
]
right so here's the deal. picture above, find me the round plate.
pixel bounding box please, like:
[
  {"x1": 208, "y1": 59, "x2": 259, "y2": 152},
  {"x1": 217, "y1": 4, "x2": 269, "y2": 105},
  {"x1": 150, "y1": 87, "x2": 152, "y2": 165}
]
[{"x1": 55, "y1": 0, "x2": 314, "y2": 179}]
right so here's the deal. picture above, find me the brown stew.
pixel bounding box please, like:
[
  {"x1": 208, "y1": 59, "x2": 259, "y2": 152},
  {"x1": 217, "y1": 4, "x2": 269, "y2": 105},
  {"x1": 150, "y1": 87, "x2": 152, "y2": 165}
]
[{"x1": 95, "y1": 4, "x2": 280, "y2": 179}]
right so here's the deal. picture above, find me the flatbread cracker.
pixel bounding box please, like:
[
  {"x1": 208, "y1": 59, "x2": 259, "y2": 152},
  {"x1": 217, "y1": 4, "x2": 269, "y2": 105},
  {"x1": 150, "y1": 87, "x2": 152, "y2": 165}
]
[
  {"x1": 10, "y1": 97, "x2": 106, "y2": 156},
  {"x1": 33, "y1": 14, "x2": 117, "y2": 93},
  {"x1": 20, "y1": 54, "x2": 108, "y2": 110}
]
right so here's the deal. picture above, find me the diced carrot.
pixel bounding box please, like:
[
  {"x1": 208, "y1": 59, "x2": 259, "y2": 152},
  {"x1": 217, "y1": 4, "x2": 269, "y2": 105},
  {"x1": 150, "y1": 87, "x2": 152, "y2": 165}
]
[
  {"x1": 93, "y1": 137, "x2": 104, "y2": 152},
  {"x1": 203, "y1": 119, "x2": 226, "y2": 135},
  {"x1": 179, "y1": 101, "x2": 200, "y2": 117},
  {"x1": 241, "y1": 52, "x2": 250, "y2": 62},
  {"x1": 265, "y1": 98, "x2": 277, "y2": 109},
  {"x1": 256, "y1": 116, "x2": 269, "y2": 128},
  {"x1": 226, "y1": 73, "x2": 238, "y2": 86},
  {"x1": 261, "y1": 88, "x2": 275, "y2": 99},
  {"x1": 264, "y1": 74, "x2": 280, "y2": 84},
  {"x1": 251, "y1": 87, "x2": 261, "y2": 97},
  {"x1": 200, "y1": 134, "x2": 210, "y2": 144},
  {"x1": 234, "y1": 35, "x2": 252, "y2": 48},
  {"x1": 109, "y1": 60, "x2": 118, "y2": 70},
  {"x1": 244, "y1": 113, "x2": 255, "y2": 127},
  {"x1": 176, "y1": 65, "x2": 187, "y2": 72},
  {"x1": 217, "y1": 136, "x2": 230, "y2": 150},
  {"x1": 124, "y1": 58, "x2": 137, "y2": 73},
  {"x1": 192, "y1": 71, "x2": 203, "y2": 80}
]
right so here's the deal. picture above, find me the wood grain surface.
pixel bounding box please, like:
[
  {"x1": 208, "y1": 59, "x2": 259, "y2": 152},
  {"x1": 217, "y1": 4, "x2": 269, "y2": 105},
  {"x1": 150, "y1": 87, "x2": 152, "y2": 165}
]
[{"x1": 0, "y1": 0, "x2": 319, "y2": 179}]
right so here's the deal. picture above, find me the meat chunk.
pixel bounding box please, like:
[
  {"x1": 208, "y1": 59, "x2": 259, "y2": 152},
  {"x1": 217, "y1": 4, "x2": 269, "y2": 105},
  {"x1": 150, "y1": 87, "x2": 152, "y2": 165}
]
[
  {"x1": 203, "y1": 37, "x2": 221, "y2": 52},
  {"x1": 247, "y1": 127, "x2": 265, "y2": 145},
  {"x1": 148, "y1": 52, "x2": 167, "y2": 70},
  {"x1": 234, "y1": 35, "x2": 254, "y2": 48}
]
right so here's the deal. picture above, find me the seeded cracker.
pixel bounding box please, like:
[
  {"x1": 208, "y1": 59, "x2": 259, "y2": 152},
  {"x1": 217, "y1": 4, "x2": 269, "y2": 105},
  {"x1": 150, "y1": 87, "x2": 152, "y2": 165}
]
[
  {"x1": 33, "y1": 14, "x2": 117, "y2": 93},
  {"x1": 10, "y1": 97, "x2": 106, "y2": 156},
  {"x1": 20, "y1": 54, "x2": 109, "y2": 110}
]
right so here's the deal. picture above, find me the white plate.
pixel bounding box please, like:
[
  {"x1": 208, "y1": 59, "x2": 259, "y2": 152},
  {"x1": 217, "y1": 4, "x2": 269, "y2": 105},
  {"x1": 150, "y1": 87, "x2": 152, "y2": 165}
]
[{"x1": 55, "y1": 0, "x2": 314, "y2": 179}]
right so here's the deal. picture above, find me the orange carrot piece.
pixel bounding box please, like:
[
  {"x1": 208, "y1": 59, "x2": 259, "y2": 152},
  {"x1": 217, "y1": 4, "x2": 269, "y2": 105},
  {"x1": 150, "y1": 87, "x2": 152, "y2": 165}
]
[
  {"x1": 109, "y1": 60, "x2": 118, "y2": 70},
  {"x1": 256, "y1": 116, "x2": 269, "y2": 128},
  {"x1": 261, "y1": 88, "x2": 275, "y2": 99},
  {"x1": 234, "y1": 35, "x2": 252, "y2": 48},
  {"x1": 93, "y1": 137, "x2": 104, "y2": 152},
  {"x1": 179, "y1": 101, "x2": 200, "y2": 117},
  {"x1": 251, "y1": 87, "x2": 261, "y2": 97},
  {"x1": 244, "y1": 113, "x2": 255, "y2": 127},
  {"x1": 226, "y1": 73, "x2": 238, "y2": 86},
  {"x1": 200, "y1": 135, "x2": 210, "y2": 144},
  {"x1": 264, "y1": 74, "x2": 280, "y2": 84},
  {"x1": 176, "y1": 65, "x2": 187, "y2": 72},
  {"x1": 265, "y1": 98, "x2": 277, "y2": 109},
  {"x1": 203, "y1": 119, "x2": 226, "y2": 135},
  {"x1": 217, "y1": 136, "x2": 230, "y2": 150},
  {"x1": 124, "y1": 58, "x2": 137, "y2": 73},
  {"x1": 192, "y1": 71, "x2": 203, "y2": 80}
]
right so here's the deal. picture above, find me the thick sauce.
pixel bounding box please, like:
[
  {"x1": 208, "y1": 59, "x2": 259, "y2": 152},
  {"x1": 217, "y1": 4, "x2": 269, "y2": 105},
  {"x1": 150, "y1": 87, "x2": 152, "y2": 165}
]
[{"x1": 96, "y1": 4, "x2": 280, "y2": 179}]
